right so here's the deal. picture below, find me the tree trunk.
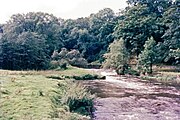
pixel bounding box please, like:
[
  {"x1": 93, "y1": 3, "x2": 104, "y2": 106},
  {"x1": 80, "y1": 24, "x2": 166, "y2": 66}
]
[{"x1": 150, "y1": 57, "x2": 153, "y2": 74}]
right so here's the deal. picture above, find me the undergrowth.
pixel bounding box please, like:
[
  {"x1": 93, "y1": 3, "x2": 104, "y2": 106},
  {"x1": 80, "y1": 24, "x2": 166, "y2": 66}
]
[
  {"x1": 140, "y1": 74, "x2": 180, "y2": 87},
  {"x1": 46, "y1": 74, "x2": 106, "y2": 80},
  {"x1": 50, "y1": 81, "x2": 94, "y2": 119}
]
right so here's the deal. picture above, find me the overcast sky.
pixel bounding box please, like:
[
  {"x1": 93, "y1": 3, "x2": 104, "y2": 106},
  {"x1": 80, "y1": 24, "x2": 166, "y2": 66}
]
[{"x1": 0, "y1": 0, "x2": 127, "y2": 23}]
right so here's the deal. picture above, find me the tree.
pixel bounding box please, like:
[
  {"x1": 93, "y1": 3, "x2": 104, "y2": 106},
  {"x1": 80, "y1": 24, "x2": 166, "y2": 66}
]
[
  {"x1": 88, "y1": 8, "x2": 116, "y2": 62},
  {"x1": 3, "y1": 12, "x2": 63, "y2": 55},
  {"x1": 103, "y1": 39, "x2": 129, "y2": 75},
  {"x1": 114, "y1": 0, "x2": 174, "y2": 62},
  {"x1": 51, "y1": 50, "x2": 59, "y2": 60},
  {"x1": 114, "y1": 4, "x2": 167, "y2": 58},
  {"x1": 138, "y1": 37, "x2": 156, "y2": 74},
  {"x1": 169, "y1": 49, "x2": 180, "y2": 64},
  {"x1": 127, "y1": 0, "x2": 172, "y2": 16},
  {"x1": 0, "y1": 32, "x2": 49, "y2": 70},
  {"x1": 50, "y1": 49, "x2": 88, "y2": 68},
  {"x1": 160, "y1": 2, "x2": 180, "y2": 64},
  {"x1": 60, "y1": 8, "x2": 117, "y2": 63},
  {"x1": 0, "y1": 12, "x2": 63, "y2": 70}
]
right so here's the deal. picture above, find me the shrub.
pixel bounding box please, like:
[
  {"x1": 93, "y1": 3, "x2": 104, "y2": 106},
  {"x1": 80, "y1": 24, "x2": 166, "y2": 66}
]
[
  {"x1": 140, "y1": 74, "x2": 179, "y2": 86},
  {"x1": 51, "y1": 81, "x2": 94, "y2": 118},
  {"x1": 67, "y1": 97, "x2": 94, "y2": 116},
  {"x1": 66, "y1": 49, "x2": 81, "y2": 59},
  {"x1": 69, "y1": 58, "x2": 88, "y2": 68},
  {"x1": 50, "y1": 49, "x2": 88, "y2": 68},
  {"x1": 125, "y1": 67, "x2": 140, "y2": 76},
  {"x1": 137, "y1": 37, "x2": 156, "y2": 74},
  {"x1": 49, "y1": 59, "x2": 68, "y2": 70},
  {"x1": 49, "y1": 60, "x2": 59, "y2": 69},
  {"x1": 103, "y1": 39, "x2": 130, "y2": 75},
  {"x1": 87, "y1": 61, "x2": 101, "y2": 69},
  {"x1": 59, "y1": 62, "x2": 67, "y2": 70},
  {"x1": 72, "y1": 74, "x2": 105, "y2": 80},
  {"x1": 116, "y1": 64, "x2": 129, "y2": 75}
]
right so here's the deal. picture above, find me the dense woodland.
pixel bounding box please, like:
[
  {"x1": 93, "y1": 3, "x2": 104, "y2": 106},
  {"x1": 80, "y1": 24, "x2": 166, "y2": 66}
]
[{"x1": 0, "y1": 0, "x2": 179, "y2": 74}]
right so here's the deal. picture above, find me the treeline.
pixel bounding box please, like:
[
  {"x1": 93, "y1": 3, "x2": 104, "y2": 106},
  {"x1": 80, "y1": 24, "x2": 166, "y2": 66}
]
[
  {"x1": 104, "y1": 0, "x2": 180, "y2": 74},
  {"x1": 0, "y1": 0, "x2": 179, "y2": 70},
  {"x1": 0, "y1": 8, "x2": 116, "y2": 70}
]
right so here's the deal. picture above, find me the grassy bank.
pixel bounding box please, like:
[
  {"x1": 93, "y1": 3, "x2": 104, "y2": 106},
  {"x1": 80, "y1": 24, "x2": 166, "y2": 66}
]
[
  {"x1": 0, "y1": 67, "x2": 95, "y2": 120},
  {"x1": 140, "y1": 65, "x2": 180, "y2": 87}
]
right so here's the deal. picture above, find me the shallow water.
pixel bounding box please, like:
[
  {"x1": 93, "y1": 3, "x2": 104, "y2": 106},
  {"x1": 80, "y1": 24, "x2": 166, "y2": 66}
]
[{"x1": 81, "y1": 69, "x2": 180, "y2": 120}]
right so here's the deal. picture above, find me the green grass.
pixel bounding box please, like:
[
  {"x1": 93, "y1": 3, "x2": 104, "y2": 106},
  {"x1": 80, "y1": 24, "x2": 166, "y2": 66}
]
[
  {"x1": 140, "y1": 65, "x2": 180, "y2": 87},
  {"x1": 0, "y1": 67, "x2": 94, "y2": 120},
  {"x1": 51, "y1": 82, "x2": 94, "y2": 119}
]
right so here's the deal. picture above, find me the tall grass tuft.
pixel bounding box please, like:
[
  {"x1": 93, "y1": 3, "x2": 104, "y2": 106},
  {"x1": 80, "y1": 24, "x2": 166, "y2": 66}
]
[{"x1": 51, "y1": 81, "x2": 94, "y2": 119}]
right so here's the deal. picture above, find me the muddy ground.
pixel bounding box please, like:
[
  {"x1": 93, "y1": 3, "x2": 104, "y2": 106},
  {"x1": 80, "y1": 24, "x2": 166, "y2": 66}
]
[{"x1": 82, "y1": 69, "x2": 180, "y2": 120}]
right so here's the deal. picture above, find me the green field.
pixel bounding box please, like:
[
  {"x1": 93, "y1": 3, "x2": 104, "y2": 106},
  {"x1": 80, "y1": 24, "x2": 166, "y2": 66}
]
[{"x1": 0, "y1": 67, "x2": 94, "y2": 120}]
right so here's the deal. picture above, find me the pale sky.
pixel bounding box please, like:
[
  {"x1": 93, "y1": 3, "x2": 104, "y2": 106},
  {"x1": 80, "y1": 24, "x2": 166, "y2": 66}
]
[{"x1": 0, "y1": 0, "x2": 127, "y2": 23}]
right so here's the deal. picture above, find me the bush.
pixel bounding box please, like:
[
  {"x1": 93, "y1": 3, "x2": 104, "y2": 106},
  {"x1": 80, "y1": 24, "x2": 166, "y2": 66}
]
[
  {"x1": 51, "y1": 49, "x2": 89, "y2": 68},
  {"x1": 103, "y1": 39, "x2": 130, "y2": 75},
  {"x1": 59, "y1": 62, "x2": 67, "y2": 70},
  {"x1": 116, "y1": 65, "x2": 128, "y2": 75},
  {"x1": 125, "y1": 67, "x2": 140, "y2": 76},
  {"x1": 66, "y1": 49, "x2": 81, "y2": 59},
  {"x1": 49, "y1": 59, "x2": 67, "y2": 70},
  {"x1": 69, "y1": 58, "x2": 88, "y2": 68},
  {"x1": 88, "y1": 61, "x2": 102, "y2": 69},
  {"x1": 67, "y1": 97, "x2": 94, "y2": 116},
  {"x1": 140, "y1": 75, "x2": 179, "y2": 86},
  {"x1": 51, "y1": 82, "x2": 94, "y2": 118},
  {"x1": 72, "y1": 74, "x2": 105, "y2": 80}
]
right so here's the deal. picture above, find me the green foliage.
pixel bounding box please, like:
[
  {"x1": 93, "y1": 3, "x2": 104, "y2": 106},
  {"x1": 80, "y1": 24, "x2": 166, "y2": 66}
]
[
  {"x1": 49, "y1": 59, "x2": 68, "y2": 70},
  {"x1": 0, "y1": 32, "x2": 49, "y2": 70},
  {"x1": 103, "y1": 39, "x2": 129, "y2": 75},
  {"x1": 88, "y1": 61, "x2": 102, "y2": 69},
  {"x1": 0, "y1": 2, "x2": 179, "y2": 70},
  {"x1": 125, "y1": 67, "x2": 140, "y2": 76},
  {"x1": 114, "y1": 1, "x2": 178, "y2": 65},
  {"x1": 46, "y1": 73, "x2": 105, "y2": 81},
  {"x1": 59, "y1": 8, "x2": 116, "y2": 62},
  {"x1": 114, "y1": 3, "x2": 167, "y2": 57},
  {"x1": 59, "y1": 60, "x2": 68, "y2": 70},
  {"x1": 65, "y1": 49, "x2": 88, "y2": 68},
  {"x1": 127, "y1": 0, "x2": 172, "y2": 14},
  {"x1": 114, "y1": 5, "x2": 151, "y2": 54},
  {"x1": 68, "y1": 97, "x2": 93, "y2": 116},
  {"x1": 51, "y1": 48, "x2": 88, "y2": 68},
  {"x1": 138, "y1": 37, "x2": 156, "y2": 74},
  {"x1": 169, "y1": 49, "x2": 180, "y2": 64},
  {"x1": 0, "y1": 12, "x2": 62, "y2": 70},
  {"x1": 160, "y1": 3, "x2": 180, "y2": 64},
  {"x1": 72, "y1": 74, "x2": 105, "y2": 80},
  {"x1": 140, "y1": 74, "x2": 180, "y2": 87},
  {"x1": 52, "y1": 82, "x2": 94, "y2": 117},
  {"x1": 51, "y1": 50, "x2": 60, "y2": 60},
  {"x1": 69, "y1": 58, "x2": 88, "y2": 68}
]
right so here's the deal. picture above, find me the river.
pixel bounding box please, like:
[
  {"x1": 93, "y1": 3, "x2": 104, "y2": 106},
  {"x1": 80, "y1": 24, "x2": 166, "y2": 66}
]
[{"x1": 82, "y1": 69, "x2": 180, "y2": 120}]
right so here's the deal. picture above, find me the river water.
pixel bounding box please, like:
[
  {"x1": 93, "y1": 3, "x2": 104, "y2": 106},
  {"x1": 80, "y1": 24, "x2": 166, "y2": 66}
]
[{"x1": 81, "y1": 69, "x2": 180, "y2": 120}]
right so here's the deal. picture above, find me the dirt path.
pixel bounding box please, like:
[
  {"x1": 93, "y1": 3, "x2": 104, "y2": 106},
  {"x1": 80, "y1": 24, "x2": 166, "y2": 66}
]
[{"x1": 83, "y1": 69, "x2": 180, "y2": 120}]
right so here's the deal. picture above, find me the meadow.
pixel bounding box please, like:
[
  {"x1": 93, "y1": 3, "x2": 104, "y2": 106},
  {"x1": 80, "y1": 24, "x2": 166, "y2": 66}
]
[{"x1": 0, "y1": 67, "x2": 95, "y2": 120}]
